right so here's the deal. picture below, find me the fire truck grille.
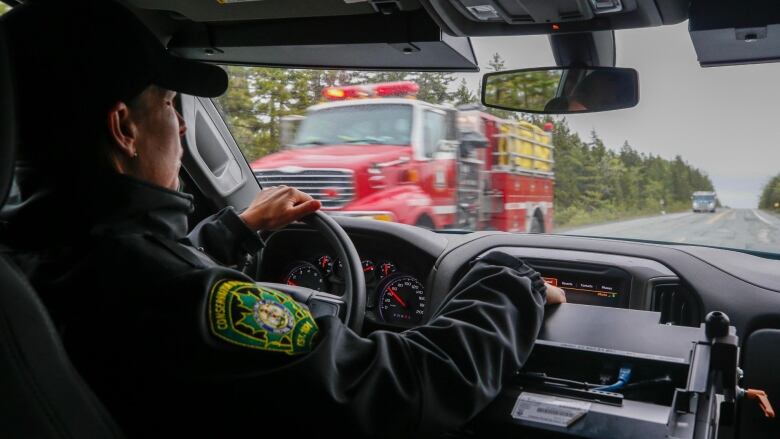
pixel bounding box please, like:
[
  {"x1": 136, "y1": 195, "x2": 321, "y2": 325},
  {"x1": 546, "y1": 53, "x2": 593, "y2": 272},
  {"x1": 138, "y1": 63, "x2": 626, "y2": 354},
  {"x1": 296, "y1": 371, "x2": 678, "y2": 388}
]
[{"x1": 253, "y1": 169, "x2": 355, "y2": 209}]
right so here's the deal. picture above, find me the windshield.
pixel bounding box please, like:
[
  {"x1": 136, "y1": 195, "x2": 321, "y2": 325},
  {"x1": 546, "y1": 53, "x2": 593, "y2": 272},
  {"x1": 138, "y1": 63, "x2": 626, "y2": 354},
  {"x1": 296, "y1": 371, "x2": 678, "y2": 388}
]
[
  {"x1": 293, "y1": 105, "x2": 412, "y2": 147},
  {"x1": 214, "y1": 25, "x2": 780, "y2": 256}
]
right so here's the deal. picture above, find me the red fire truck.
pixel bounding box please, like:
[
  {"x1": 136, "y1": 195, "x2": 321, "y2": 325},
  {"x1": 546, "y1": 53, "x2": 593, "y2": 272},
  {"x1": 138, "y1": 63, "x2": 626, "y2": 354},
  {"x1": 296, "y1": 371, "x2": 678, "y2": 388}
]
[{"x1": 250, "y1": 81, "x2": 555, "y2": 232}]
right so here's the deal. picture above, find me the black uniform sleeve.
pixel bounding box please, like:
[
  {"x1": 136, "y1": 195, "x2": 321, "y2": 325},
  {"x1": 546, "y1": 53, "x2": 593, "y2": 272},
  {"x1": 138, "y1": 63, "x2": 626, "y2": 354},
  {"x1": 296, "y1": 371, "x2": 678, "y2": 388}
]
[
  {"x1": 182, "y1": 206, "x2": 264, "y2": 266},
  {"x1": 94, "y1": 238, "x2": 546, "y2": 437},
  {"x1": 281, "y1": 250, "x2": 547, "y2": 436}
]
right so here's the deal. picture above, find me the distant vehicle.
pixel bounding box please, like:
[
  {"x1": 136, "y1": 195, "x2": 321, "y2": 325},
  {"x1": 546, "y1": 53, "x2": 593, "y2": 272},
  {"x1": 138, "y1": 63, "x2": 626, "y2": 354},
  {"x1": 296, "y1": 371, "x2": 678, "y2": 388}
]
[{"x1": 691, "y1": 191, "x2": 717, "y2": 213}]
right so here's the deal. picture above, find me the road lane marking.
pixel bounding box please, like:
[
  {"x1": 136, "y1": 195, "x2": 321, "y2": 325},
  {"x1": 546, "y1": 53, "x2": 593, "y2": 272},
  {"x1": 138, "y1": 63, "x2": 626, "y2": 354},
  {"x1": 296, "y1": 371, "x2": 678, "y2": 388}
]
[
  {"x1": 752, "y1": 210, "x2": 774, "y2": 226},
  {"x1": 752, "y1": 209, "x2": 773, "y2": 225},
  {"x1": 705, "y1": 210, "x2": 728, "y2": 225}
]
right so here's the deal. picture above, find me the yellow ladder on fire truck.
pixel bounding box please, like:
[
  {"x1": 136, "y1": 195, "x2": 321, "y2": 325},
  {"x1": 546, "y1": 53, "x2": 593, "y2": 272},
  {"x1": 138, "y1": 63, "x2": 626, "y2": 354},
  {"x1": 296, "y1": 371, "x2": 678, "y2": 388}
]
[{"x1": 494, "y1": 120, "x2": 554, "y2": 174}]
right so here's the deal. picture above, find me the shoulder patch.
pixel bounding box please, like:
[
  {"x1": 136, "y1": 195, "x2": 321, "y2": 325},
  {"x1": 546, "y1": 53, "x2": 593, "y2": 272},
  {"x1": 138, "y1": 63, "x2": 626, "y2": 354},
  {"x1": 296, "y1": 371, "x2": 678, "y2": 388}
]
[{"x1": 208, "y1": 280, "x2": 318, "y2": 355}]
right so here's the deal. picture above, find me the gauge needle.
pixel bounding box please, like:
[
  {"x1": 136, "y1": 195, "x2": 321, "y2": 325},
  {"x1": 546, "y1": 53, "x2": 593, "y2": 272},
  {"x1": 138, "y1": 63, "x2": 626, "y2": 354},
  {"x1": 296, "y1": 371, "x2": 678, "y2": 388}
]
[
  {"x1": 389, "y1": 289, "x2": 407, "y2": 308},
  {"x1": 363, "y1": 266, "x2": 374, "y2": 273},
  {"x1": 287, "y1": 279, "x2": 298, "y2": 286}
]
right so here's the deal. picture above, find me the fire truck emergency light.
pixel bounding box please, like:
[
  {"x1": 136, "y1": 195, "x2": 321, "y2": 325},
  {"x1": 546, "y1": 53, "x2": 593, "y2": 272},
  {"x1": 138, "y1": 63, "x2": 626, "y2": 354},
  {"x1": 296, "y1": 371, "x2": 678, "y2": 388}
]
[{"x1": 322, "y1": 81, "x2": 420, "y2": 100}]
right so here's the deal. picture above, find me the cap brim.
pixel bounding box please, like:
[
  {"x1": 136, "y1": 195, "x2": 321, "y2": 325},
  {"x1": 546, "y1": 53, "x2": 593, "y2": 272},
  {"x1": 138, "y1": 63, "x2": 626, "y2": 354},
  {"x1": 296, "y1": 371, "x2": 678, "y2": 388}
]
[{"x1": 156, "y1": 55, "x2": 228, "y2": 98}]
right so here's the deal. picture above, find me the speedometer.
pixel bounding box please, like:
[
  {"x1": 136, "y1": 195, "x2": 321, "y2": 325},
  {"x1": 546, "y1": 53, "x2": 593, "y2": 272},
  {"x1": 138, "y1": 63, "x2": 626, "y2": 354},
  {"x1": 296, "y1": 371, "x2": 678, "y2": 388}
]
[{"x1": 378, "y1": 274, "x2": 425, "y2": 325}]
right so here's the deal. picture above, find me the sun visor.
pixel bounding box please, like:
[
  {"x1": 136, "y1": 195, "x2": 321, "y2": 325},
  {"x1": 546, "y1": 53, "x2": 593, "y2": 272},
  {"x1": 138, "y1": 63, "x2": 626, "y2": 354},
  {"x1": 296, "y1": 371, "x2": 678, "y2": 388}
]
[
  {"x1": 689, "y1": 0, "x2": 780, "y2": 67},
  {"x1": 168, "y1": 10, "x2": 478, "y2": 72},
  {"x1": 418, "y1": 0, "x2": 689, "y2": 37}
]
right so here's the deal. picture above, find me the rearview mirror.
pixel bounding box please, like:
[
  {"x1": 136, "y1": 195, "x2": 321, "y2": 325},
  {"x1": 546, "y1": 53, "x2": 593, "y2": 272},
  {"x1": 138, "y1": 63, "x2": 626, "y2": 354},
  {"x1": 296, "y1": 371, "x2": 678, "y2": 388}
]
[{"x1": 482, "y1": 67, "x2": 639, "y2": 114}]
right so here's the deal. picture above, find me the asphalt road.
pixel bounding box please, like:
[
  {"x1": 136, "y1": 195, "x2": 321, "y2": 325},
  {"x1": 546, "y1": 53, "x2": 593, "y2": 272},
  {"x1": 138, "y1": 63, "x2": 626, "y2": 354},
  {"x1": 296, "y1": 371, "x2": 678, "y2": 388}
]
[{"x1": 563, "y1": 209, "x2": 780, "y2": 254}]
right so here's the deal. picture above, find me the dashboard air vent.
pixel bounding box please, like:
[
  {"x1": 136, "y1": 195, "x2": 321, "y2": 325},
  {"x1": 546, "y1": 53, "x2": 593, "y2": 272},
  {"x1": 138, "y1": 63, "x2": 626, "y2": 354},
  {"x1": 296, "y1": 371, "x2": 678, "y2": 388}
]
[{"x1": 651, "y1": 283, "x2": 701, "y2": 327}]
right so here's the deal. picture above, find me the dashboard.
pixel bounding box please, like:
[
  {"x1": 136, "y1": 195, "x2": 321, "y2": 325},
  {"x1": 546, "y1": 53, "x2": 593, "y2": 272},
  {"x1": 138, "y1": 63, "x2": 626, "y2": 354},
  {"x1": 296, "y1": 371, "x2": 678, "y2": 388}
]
[
  {"x1": 258, "y1": 219, "x2": 780, "y2": 438},
  {"x1": 257, "y1": 225, "x2": 736, "y2": 332},
  {"x1": 260, "y1": 225, "x2": 692, "y2": 329}
]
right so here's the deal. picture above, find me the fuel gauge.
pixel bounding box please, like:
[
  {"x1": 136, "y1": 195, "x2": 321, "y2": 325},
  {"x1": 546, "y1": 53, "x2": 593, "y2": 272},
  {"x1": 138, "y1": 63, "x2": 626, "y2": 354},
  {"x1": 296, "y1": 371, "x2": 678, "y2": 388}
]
[{"x1": 378, "y1": 261, "x2": 397, "y2": 279}]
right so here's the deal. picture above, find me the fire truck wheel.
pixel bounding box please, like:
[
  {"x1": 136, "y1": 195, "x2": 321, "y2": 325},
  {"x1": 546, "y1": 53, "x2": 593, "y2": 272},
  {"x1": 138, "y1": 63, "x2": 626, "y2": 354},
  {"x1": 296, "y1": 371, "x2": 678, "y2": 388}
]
[
  {"x1": 530, "y1": 213, "x2": 545, "y2": 234},
  {"x1": 414, "y1": 215, "x2": 435, "y2": 230}
]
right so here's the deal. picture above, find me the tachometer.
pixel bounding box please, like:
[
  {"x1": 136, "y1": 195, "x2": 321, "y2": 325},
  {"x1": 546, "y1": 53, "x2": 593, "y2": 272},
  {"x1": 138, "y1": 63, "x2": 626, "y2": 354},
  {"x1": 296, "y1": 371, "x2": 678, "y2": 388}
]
[
  {"x1": 378, "y1": 274, "x2": 425, "y2": 325},
  {"x1": 283, "y1": 262, "x2": 326, "y2": 292}
]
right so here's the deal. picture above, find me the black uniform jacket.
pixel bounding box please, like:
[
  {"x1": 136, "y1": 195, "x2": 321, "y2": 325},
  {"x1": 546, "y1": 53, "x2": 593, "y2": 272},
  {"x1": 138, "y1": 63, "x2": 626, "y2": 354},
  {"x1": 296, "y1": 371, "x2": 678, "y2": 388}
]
[{"x1": 1, "y1": 170, "x2": 547, "y2": 438}]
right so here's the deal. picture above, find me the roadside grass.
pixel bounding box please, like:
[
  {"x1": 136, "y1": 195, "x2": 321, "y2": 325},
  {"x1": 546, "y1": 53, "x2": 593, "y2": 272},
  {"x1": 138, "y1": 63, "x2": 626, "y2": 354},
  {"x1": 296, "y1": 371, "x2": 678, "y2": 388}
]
[
  {"x1": 553, "y1": 201, "x2": 691, "y2": 232},
  {"x1": 762, "y1": 209, "x2": 780, "y2": 220}
]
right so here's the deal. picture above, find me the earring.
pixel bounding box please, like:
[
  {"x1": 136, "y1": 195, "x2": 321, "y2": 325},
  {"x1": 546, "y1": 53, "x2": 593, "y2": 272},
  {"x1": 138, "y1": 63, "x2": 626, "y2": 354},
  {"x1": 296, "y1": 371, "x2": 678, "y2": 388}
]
[{"x1": 132, "y1": 151, "x2": 139, "y2": 158}]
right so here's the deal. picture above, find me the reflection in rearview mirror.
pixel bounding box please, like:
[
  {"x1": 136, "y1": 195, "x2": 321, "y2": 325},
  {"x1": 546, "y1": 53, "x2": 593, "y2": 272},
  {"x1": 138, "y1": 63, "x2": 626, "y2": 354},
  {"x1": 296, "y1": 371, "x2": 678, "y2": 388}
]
[{"x1": 482, "y1": 67, "x2": 639, "y2": 114}]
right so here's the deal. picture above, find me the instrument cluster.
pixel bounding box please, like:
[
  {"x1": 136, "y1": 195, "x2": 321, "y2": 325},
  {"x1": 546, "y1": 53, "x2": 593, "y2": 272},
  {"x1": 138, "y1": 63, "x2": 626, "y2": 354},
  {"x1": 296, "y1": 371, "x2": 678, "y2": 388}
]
[{"x1": 281, "y1": 255, "x2": 426, "y2": 326}]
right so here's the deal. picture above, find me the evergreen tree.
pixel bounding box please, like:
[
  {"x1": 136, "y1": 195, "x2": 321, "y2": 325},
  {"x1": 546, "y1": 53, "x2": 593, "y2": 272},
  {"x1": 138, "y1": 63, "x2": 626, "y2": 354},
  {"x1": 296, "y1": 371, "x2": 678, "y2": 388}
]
[
  {"x1": 488, "y1": 53, "x2": 505, "y2": 72},
  {"x1": 759, "y1": 174, "x2": 780, "y2": 210},
  {"x1": 482, "y1": 53, "x2": 517, "y2": 119},
  {"x1": 415, "y1": 72, "x2": 456, "y2": 104},
  {"x1": 451, "y1": 78, "x2": 476, "y2": 106},
  {"x1": 550, "y1": 119, "x2": 716, "y2": 227},
  {"x1": 214, "y1": 67, "x2": 264, "y2": 160}
]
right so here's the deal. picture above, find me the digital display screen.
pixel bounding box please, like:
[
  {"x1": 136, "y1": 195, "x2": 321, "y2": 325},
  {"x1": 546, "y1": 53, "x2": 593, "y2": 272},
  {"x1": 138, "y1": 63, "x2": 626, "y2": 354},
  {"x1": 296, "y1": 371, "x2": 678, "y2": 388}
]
[{"x1": 542, "y1": 274, "x2": 624, "y2": 308}]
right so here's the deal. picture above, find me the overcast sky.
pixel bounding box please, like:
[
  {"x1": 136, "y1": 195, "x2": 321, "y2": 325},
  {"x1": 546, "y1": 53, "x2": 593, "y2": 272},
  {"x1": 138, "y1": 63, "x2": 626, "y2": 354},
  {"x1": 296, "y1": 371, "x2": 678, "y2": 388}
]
[{"x1": 455, "y1": 23, "x2": 780, "y2": 208}]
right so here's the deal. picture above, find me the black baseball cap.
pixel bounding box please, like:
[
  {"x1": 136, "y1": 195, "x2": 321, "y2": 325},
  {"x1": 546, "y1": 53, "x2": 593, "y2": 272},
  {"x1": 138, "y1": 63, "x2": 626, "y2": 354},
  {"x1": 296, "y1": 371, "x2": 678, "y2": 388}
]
[
  {"x1": 7, "y1": 0, "x2": 227, "y2": 108},
  {"x1": 2, "y1": 0, "x2": 228, "y2": 168}
]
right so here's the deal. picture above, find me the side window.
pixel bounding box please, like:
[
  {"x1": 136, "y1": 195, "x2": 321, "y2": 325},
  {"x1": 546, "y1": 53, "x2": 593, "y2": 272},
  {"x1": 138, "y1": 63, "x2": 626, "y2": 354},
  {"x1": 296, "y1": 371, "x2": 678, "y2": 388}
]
[{"x1": 423, "y1": 111, "x2": 446, "y2": 158}]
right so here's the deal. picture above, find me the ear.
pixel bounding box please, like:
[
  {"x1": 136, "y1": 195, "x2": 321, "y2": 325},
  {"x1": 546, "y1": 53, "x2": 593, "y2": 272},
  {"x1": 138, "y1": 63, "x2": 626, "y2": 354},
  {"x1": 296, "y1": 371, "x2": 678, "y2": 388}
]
[{"x1": 106, "y1": 101, "x2": 140, "y2": 158}]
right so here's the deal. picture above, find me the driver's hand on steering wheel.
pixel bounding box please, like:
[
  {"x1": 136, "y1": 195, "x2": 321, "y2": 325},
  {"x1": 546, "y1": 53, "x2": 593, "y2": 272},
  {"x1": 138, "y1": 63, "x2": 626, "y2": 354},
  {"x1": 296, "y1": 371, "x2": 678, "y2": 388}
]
[
  {"x1": 545, "y1": 283, "x2": 566, "y2": 305},
  {"x1": 239, "y1": 185, "x2": 322, "y2": 231}
]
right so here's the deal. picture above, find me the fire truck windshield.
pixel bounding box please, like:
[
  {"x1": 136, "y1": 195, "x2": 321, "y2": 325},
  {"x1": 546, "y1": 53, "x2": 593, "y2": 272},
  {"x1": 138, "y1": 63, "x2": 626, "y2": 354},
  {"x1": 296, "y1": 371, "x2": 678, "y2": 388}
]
[{"x1": 292, "y1": 104, "x2": 413, "y2": 147}]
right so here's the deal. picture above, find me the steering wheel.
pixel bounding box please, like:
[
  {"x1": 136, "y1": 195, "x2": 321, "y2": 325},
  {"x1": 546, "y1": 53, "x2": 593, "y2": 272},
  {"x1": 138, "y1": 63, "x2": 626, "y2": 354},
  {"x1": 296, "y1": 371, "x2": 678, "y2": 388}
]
[{"x1": 255, "y1": 211, "x2": 366, "y2": 333}]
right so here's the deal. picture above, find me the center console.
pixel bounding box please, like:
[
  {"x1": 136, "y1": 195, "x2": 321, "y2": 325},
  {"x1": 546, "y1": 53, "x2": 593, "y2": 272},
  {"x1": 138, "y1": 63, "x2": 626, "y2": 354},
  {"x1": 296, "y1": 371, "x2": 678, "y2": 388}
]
[{"x1": 474, "y1": 304, "x2": 740, "y2": 439}]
